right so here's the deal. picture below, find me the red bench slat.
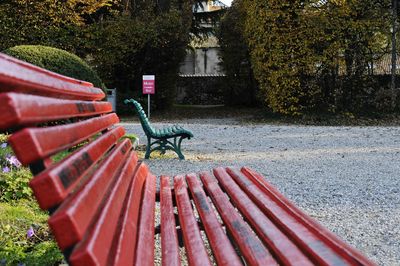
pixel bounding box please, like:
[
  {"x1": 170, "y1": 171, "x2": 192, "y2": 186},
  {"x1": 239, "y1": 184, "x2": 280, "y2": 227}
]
[
  {"x1": 10, "y1": 113, "x2": 119, "y2": 165},
  {"x1": 174, "y1": 175, "x2": 212, "y2": 266},
  {"x1": 213, "y1": 168, "x2": 313, "y2": 265},
  {"x1": 110, "y1": 162, "x2": 151, "y2": 266},
  {"x1": 186, "y1": 173, "x2": 242, "y2": 266},
  {"x1": 29, "y1": 126, "x2": 125, "y2": 210},
  {"x1": 160, "y1": 176, "x2": 181, "y2": 266},
  {"x1": 240, "y1": 167, "x2": 375, "y2": 266},
  {"x1": 0, "y1": 53, "x2": 104, "y2": 100},
  {"x1": 199, "y1": 171, "x2": 278, "y2": 266},
  {"x1": 48, "y1": 139, "x2": 134, "y2": 250},
  {"x1": 69, "y1": 149, "x2": 137, "y2": 265},
  {"x1": 0, "y1": 93, "x2": 112, "y2": 130},
  {"x1": 224, "y1": 167, "x2": 347, "y2": 265},
  {"x1": 0, "y1": 53, "x2": 93, "y2": 87},
  {"x1": 134, "y1": 173, "x2": 156, "y2": 266},
  {"x1": 232, "y1": 167, "x2": 360, "y2": 265}
]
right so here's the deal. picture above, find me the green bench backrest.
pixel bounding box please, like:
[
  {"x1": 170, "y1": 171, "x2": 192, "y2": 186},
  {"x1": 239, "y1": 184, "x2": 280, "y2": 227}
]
[{"x1": 126, "y1": 99, "x2": 155, "y2": 136}]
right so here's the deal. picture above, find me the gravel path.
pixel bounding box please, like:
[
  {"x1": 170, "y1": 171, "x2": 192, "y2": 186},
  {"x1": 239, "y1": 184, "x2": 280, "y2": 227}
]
[{"x1": 121, "y1": 119, "x2": 400, "y2": 265}]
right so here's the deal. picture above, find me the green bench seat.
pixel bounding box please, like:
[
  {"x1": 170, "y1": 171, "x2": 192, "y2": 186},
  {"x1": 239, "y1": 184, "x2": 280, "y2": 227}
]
[{"x1": 124, "y1": 99, "x2": 193, "y2": 159}]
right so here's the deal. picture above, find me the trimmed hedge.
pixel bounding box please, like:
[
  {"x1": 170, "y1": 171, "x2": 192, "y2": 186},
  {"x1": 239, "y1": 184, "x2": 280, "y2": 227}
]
[{"x1": 3, "y1": 45, "x2": 106, "y2": 91}]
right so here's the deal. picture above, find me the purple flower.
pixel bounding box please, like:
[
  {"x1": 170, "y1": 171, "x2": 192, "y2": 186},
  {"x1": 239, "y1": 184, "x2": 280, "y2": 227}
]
[
  {"x1": 2, "y1": 166, "x2": 10, "y2": 173},
  {"x1": 27, "y1": 227, "x2": 34, "y2": 238},
  {"x1": 6, "y1": 155, "x2": 21, "y2": 168},
  {"x1": 0, "y1": 143, "x2": 7, "y2": 149}
]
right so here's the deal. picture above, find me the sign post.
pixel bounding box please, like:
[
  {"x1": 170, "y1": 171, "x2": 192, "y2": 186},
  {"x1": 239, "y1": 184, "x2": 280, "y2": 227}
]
[{"x1": 142, "y1": 75, "x2": 155, "y2": 118}]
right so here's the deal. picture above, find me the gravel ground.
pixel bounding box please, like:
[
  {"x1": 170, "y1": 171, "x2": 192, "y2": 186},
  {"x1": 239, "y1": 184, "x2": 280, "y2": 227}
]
[{"x1": 121, "y1": 118, "x2": 400, "y2": 265}]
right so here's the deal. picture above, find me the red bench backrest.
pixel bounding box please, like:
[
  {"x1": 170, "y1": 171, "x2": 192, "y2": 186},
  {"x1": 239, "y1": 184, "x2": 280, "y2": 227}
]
[{"x1": 0, "y1": 53, "x2": 154, "y2": 265}]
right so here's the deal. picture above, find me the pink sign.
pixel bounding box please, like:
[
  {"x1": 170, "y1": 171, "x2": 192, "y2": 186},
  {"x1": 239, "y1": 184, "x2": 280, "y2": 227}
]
[{"x1": 142, "y1": 75, "x2": 155, "y2": 94}]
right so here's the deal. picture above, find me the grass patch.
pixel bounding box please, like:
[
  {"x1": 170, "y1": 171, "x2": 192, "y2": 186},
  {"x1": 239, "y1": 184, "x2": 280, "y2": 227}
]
[
  {"x1": 0, "y1": 134, "x2": 63, "y2": 265},
  {"x1": 0, "y1": 201, "x2": 63, "y2": 265},
  {"x1": 51, "y1": 150, "x2": 71, "y2": 163},
  {"x1": 122, "y1": 133, "x2": 139, "y2": 144},
  {"x1": 0, "y1": 168, "x2": 32, "y2": 202},
  {"x1": 135, "y1": 145, "x2": 179, "y2": 159}
]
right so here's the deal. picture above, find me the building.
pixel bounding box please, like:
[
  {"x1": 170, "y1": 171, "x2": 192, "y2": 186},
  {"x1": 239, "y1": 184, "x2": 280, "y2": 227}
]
[
  {"x1": 179, "y1": 0, "x2": 227, "y2": 77},
  {"x1": 177, "y1": 1, "x2": 227, "y2": 105}
]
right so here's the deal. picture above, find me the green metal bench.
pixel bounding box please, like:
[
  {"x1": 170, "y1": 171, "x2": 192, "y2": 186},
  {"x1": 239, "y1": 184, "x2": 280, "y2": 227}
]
[{"x1": 124, "y1": 99, "x2": 193, "y2": 159}]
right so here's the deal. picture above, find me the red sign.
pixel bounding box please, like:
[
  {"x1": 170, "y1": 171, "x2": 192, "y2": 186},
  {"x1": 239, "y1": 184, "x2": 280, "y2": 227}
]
[{"x1": 143, "y1": 75, "x2": 155, "y2": 94}]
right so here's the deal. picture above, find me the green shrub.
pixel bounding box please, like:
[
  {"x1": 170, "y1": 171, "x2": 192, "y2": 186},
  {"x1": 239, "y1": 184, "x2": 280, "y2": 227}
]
[
  {"x1": 0, "y1": 135, "x2": 32, "y2": 202},
  {"x1": 0, "y1": 135, "x2": 7, "y2": 143},
  {"x1": 218, "y1": 0, "x2": 258, "y2": 106},
  {"x1": 0, "y1": 0, "x2": 112, "y2": 53},
  {"x1": 24, "y1": 241, "x2": 64, "y2": 266},
  {"x1": 0, "y1": 168, "x2": 32, "y2": 202},
  {"x1": 122, "y1": 134, "x2": 139, "y2": 146},
  {"x1": 0, "y1": 136, "x2": 10, "y2": 164},
  {"x1": 0, "y1": 135, "x2": 63, "y2": 265},
  {"x1": 0, "y1": 201, "x2": 63, "y2": 265},
  {"x1": 3, "y1": 45, "x2": 106, "y2": 91},
  {"x1": 241, "y1": 0, "x2": 392, "y2": 115}
]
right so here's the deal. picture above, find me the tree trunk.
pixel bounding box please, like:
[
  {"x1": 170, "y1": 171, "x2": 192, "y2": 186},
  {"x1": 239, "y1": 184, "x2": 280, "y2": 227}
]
[{"x1": 391, "y1": 0, "x2": 398, "y2": 109}]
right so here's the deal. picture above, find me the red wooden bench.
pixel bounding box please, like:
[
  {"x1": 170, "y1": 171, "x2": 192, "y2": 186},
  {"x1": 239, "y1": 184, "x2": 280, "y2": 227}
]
[{"x1": 0, "y1": 53, "x2": 376, "y2": 265}]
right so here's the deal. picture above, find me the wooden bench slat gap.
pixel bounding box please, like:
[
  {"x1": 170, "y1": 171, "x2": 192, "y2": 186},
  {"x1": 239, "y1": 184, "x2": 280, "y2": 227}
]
[
  {"x1": 154, "y1": 201, "x2": 162, "y2": 266},
  {"x1": 29, "y1": 126, "x2": 125, "y2": 210},
  {"x1": 10, "y1": 113, "x2": 119, "y2": 165}
]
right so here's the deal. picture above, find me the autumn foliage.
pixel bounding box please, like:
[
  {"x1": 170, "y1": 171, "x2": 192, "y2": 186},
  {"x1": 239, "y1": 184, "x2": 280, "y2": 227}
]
[
  {"x1": 0, "y1": 0, "x2": 194, "y2": 110},
  {"x1": 223, "y1": 0, "x2": 392, "y2": 115}
]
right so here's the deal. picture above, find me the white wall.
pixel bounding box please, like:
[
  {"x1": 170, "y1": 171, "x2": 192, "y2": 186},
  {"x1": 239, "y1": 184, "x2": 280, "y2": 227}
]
[{"x1": 180, "y1": 48, "x2": 223, "y2": 75}]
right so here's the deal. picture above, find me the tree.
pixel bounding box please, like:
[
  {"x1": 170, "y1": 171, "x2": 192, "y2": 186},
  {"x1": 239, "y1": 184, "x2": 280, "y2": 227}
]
[
  {"x1": 0, "y1": 0, "x2": 114, "y2": 52},
  {"x1": 242, "y1": 0, "x2": 322, "y2": 114},
  {"x1": 241, "y1": 0, "x2": 391, "y2": 114},
  {"x1": 315, "y1": 0, "x2": 390, "y2": 112},
  {"x1": 218, "y1": 0, "x2": 258, "y2": 106},
  {"x1": 93, "y1": 0, "x2": 194, "y2": 112},
  {"x1": 0, "y1": 0, "x2": 197, "y2": 111}
]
